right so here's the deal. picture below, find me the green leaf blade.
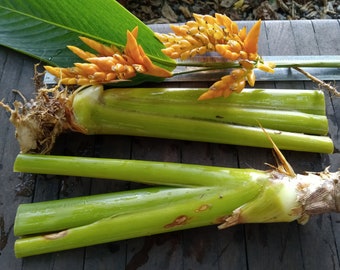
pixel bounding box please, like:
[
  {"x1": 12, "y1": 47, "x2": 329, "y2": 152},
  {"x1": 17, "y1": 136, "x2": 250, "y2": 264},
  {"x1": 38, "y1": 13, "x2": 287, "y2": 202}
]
[{"x1": 0, "y1": 0, "x2": 175, "y2": 71}]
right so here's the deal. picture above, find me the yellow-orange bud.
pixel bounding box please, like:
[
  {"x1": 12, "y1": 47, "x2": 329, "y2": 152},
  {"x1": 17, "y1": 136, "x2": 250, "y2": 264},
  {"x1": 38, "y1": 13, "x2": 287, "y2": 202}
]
[
  {"x1": 240, "y1": 60, "x2": 255, "y2": 70},
  {"x1": 246, "y1": 70, "x2": 256, "y2": 86},
  {"x1": 257, "y1": 62, "x2": 275, "y2": 73},
  {"x1": 230, "y1": 80, "x2": 245, "y2": 93}
]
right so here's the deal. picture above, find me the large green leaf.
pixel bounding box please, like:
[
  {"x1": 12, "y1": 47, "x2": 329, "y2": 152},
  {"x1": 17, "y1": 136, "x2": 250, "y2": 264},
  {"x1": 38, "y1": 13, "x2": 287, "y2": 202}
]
[{"x1": 0, "y1": 0, "x2": 175, "y2": 70}]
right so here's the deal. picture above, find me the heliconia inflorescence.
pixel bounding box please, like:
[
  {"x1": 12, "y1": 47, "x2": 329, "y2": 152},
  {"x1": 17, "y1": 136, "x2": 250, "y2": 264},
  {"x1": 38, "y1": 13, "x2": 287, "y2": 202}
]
[
  {"x1": 155, "y1": 13, "x2": 276, "y2": 100},
  {"x1": 44, "y1": 14, "x2": 275, "y2": 100},
  {"x1": 45, "y1": 27, "x2": 172, "y2": 85}
]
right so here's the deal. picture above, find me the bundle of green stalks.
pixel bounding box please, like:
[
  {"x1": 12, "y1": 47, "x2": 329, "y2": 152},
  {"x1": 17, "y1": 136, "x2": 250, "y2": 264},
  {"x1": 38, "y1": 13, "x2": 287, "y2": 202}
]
[
  {"x1": 0, "y1": 85, "x2": 333, "y2": 154},
  {"x1": 13, "y1": 152, "x2": 340, "y2": 258},
  {"x1": 4, "y1": 81, "x2": 337, "y2": 258}
]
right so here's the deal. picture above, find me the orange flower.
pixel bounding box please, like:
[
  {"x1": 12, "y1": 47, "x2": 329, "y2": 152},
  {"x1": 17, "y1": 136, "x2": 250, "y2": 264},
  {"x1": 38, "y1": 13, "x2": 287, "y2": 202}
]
[
  {"x1": 156, "y1": 13, "x2": 261, "y2": 63},
  {"x1": 198, "y1": 68, "x2": 250, "y2": 100},
  {"x1": 156, "y1": 13, "x2": 276, "y2": 100},
  {"x1": 45, "y1": 27, "x2": 172, "y2": 85},
  {"x1": 124, "y1": 29, "x2": 172, "y2": 78},
  {"x1": 156, "y1": 13, "x2": 245, "y2": 61},
  {"x1": 243, "y1": 20, "x2": 262, "y2": 55}
]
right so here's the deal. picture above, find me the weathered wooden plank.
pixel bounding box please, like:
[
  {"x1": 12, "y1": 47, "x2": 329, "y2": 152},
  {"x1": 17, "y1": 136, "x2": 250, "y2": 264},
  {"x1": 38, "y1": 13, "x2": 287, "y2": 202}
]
[
  {"x1": 264, "y1": 21, "x2": 305, "y2": 90},
  {"x1": 244, "y1": 19, "x2": 297, "y2": 269},
  {"x1": 290, "y1": 20, "x2": 319, "y2": 55},
  {"x1": 45, "y1": 134, "x2": 94, "y2": 270},
  {"x1": 22, "y1": 134, "x2": 95, "y2": 269},
  {"x1": 299, "y1": 21, "x2": 339, "y2": 270},
  {"x1": 242, "y1": 22, "x2": 297, "y2": 270},
  {"x1": 180, "y1": 142, "x2": 221, "y2": 269},
  {"x1": 282, "y1": 150, "x2": 338, "y2": 270},
  {"x1": 243, "y1": 20, "x2": 305, "y2": 269},
  {"x1": 83, "y1": 135, "x2": 132, "y2": 270},
  {"x1": 263, "y1": 21, "x2": 296, "y2": 56},
  {"x1": 125, "y1": 138, "x2": 183, "y2": 269},
  {"x1": 312, "y1": 20, "x2": 340, "y2": 55},
  {"x1": 239, "y1": 147, "x2": 306, "y2": 270},
  {"x1": 125, "y1": 233, "x2": 184, "y2": 270},
  {"x1": 316, "y1": 19, "x2": 340, "y2": 270},
  {"x1": 0, "y1": 50, "x2": 36, "y2": 270},
  {"x1": 295, "y1": 20, "x2": 340, "y2": 270},
  {"x1": 299, "y1": 214, "x2": 339, "y2": 270},
  {"x1": 211, "y1": 144, "x2": 248, "y2": 269},
  {"x1": 248, "y1": 223, "x2": 304, "y2": 270},
  {"x1": 292, "y1": 149, "x2": 340, "y2": 269},
  {"x1": 313, "y1": 20, "x2": 340, "y2": 152}
]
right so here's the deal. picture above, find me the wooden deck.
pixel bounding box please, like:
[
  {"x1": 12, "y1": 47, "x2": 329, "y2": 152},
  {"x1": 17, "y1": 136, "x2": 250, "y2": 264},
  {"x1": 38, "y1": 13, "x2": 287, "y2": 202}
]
[{"x1": 1, "y1": 20, "x2": 340, "y2": 269}]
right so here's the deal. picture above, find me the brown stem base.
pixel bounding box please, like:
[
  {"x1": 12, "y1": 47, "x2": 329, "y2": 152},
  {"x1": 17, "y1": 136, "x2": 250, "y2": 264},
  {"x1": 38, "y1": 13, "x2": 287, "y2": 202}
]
[{"x1": 0, "y1": 86, "x2": 82, "y2": 154}]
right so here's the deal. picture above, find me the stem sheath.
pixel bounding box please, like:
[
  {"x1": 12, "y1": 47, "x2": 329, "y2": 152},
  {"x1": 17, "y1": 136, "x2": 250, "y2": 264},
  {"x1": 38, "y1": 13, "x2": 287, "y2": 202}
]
[
  {"x1": 2, "y1": 85, "x2": 332, "y2": 154},
  {"x1": 13, "y1": 154, "x2": 340, "y2": 257},
  {"x1": 71, "y1": 86, "x2": 333, "y2": 153}
]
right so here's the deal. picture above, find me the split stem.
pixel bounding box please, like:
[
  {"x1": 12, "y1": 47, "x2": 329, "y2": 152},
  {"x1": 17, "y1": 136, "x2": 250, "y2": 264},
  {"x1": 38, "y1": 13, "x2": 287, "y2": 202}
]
[{"x1": 71, "y1": 86, "x2": 333, "y2": 153}]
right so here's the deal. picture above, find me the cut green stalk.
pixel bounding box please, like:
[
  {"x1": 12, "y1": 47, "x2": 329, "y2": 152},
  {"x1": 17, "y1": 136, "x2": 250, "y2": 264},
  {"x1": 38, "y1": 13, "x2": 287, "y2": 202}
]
[
  {"x1": 14, "y1": 186, "x2": 221, "y2": 236},
  {"x1": 1, "y1": 85, "x2": 333, "y2": 154},
  {"x1": 101, "y1": 87, "x2": 328, "y2": 134},
  {"x1": 62, "y1": 86, "x2": 334, "y2": 153},
  {"x1": 174, "y1": 55, "x2": 340, "y2": 69},
  {"x1": 13, "y1": 153, "x2": 340, "y2": 257},
  {"x1": 102, "y1": 87, "x2": 327, "y2": 115},
  {"x1": 13, "y1": 153, "x2": 266, "y2": 187}
]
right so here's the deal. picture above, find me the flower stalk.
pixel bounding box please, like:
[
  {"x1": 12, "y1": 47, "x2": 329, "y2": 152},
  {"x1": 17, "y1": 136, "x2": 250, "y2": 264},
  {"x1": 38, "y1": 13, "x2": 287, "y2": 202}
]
[
  {"x1": 13, "y1": 153, "x2": 340, "y2": 257},
  {"x1": 0, "y1": 85, "x2": 333, "y2": 154}
]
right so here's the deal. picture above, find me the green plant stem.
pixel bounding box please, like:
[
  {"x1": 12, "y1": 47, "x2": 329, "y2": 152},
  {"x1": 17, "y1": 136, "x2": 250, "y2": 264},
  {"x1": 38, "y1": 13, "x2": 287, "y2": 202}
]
[
  {"x1": 13, "y1": 186, "x2": 255, "y2": 258},
  {"x1": 171, "y1": 57, "x2": 340, "y2": 81},
  {"x1": 13, "y1": 153, "x2": 266, "y2": 187},
  {"x1": 13, "y1": 154, "x2": 340, "y2": 257},
  {"x1": 174, "y1": 56, "x2": 340, "y2": 69},
  {"x1": 13, "y1": 154, "x2": 266, "y2": 257},
  {"x1": 14, "y1": 186, "x2": 218, "y2": 235},
  {"x1": 106, "y1": 87, "x2": 326, "y2": 114},
  {"x1": 103, "y1": 87, "x2": 328, "y2": 134},
  {"x1": 1, "y1": 85, "x2": 333, "y2": 154},
  {"x1": 71, "y1": 86, "x2": 333, "y2": 153}
]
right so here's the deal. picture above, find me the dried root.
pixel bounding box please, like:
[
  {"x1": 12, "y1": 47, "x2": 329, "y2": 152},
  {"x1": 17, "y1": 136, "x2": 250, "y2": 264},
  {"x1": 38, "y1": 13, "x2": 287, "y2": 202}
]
[
  {"x1": 0, "y1": 86, "x2": 84, "y2": 154},
  {"x1": 293, "y1": 67, "x2": 340, "y2": 97}
]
